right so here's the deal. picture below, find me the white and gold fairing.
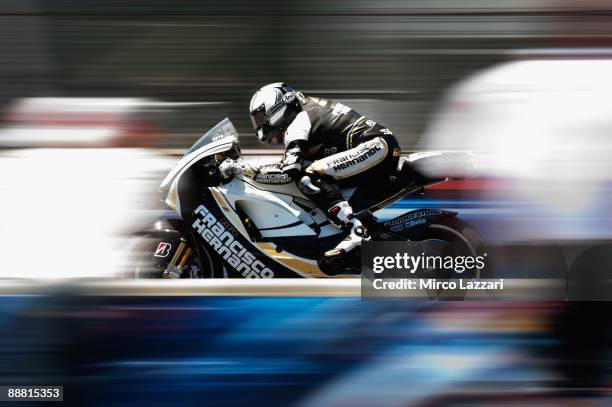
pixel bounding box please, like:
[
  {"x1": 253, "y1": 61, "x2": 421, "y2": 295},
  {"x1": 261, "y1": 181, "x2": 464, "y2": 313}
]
[
  {"x1": 161, "y1": 135, "x2": 237, "y2": 213},
  {"x1": 158, "y1": 118, "x2": 352, "y2": 278},
  {"x1": 219, "y1": 176, "x2": 341, "y2": 238},
  {"x1": 210, "y1": 176, "x2": 346, "y2": 278}
]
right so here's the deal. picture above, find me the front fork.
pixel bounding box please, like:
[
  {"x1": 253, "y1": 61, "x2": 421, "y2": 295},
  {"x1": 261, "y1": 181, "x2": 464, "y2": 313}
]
[{"x1": 161, "y1": 237, "x2": 193, "y2": 278}]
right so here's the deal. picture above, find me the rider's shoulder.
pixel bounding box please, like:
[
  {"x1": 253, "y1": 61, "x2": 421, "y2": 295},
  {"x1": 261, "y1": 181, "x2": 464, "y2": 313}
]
[
  {"x1": 285, "y1": 111, "x2": 312, "y2": 144},
  {"x1": 302, "y1": 95, "x2": 333, "y2": 110}
]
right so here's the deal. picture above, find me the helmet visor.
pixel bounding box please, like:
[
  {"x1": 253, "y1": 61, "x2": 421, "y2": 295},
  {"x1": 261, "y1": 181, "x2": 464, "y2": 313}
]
[
  {"x1": 250, "y1": 110, "x2": 268, "y2": 132},
  {"x1": 257, "y1": 126, "x2": 283, "y2": 144}
]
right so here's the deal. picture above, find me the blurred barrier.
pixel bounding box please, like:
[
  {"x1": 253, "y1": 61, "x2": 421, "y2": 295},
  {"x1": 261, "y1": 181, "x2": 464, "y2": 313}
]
[
  {"x1": 5, "y1": 1, "x2": 612, "y2": 149},
  {"x1": 0, "y1": 279, "x2": 362, "y2": 297},
  {"x1": 0, "y1": 274, "x2": 602, "y2": 300}
]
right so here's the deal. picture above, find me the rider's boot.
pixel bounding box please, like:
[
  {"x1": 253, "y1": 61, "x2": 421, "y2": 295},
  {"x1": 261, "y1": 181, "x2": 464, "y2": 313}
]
[{"x1": 323, "y1": 201, "x2": 369, "y2": 259}]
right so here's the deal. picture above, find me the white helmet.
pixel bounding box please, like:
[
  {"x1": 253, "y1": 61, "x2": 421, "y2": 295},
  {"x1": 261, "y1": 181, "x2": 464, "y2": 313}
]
[{"x1": 249, "y1": 82, "x2": 301, "y2": 144}]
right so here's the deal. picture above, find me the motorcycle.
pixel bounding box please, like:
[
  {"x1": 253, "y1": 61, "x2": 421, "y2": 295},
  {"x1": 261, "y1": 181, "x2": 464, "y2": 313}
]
[{"x1": 128, "y1": 118, "x2": 482, "y2": 279}]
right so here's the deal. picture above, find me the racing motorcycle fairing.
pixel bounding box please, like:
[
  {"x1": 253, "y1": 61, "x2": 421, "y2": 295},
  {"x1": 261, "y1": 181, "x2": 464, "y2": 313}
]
[
  {"x1": 210, "y1": 178, "x2": 346, "y2": 262},
  {"x1": 138, "y1": 210, "x2": 185, "y2": 236},
  {"x1": 348, "y1": 155, "x2": 447, "y2": 214},
  {"x1": 227, "y1": 177, "x2": 341, "y2": 237},
  {"x1": 160, "y1": 118, "x2": 240, "y2": 213},
  {"x1": 190, "y1": 189, "x2": 331, "y2": 278},
  {"x1": 135, "y1": 212, "x2": 186, "y2": 275}
]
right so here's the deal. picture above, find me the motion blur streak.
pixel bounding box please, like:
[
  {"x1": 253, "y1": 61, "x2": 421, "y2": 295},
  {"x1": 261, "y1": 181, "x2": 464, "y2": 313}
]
[
  {"x1": 1, "y1": 292, "x2": 609, "y2": 406},
  {"x1": 1, "y1": 1, "x2": 612, "y2": 277},
  {"x1": 421, "y1": 58, "x2": 612, "y2": 241},
  {"x1": 0, "y1": 1, "x2": 612, "y2": 405},
  {"x1": 5, "y1": 1, "x2": 612, "y2": 148},
  {"x1": 0, "y1": 146, "x2": 173, "y2": 278}
]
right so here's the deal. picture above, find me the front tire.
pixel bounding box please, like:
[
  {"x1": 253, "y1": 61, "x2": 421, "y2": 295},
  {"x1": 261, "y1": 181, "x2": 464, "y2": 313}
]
[{"x1": 126, "y1": 235, "x2": 224, "y2": 279}]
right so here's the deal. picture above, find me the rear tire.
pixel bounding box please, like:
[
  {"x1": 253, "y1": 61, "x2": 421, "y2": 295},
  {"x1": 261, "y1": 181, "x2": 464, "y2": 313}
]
[
  {"x1": 423, "y1": 217, "x2": 483, "y2": 262},
  {"x1": 420, "y1": 217, "x2": 485, "y2": 299}
]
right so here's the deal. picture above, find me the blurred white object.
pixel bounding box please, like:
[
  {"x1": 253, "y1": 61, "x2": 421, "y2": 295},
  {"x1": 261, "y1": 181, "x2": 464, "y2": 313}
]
[
  {"x1": 0, "y1": 148, "x2": 175, "y2": 278},
  {"x1": 421, "y1": 56, "x2": 612, "y2": 239},
  {"x1": 0, "y1": 98, "x2": 183, "y2": 278},
  {"x1": 407, "y1": 151, "x2": 476, "y2": 179},
  {"x1": 0, "y1": 97, "x2": 164, "y2": 147}
]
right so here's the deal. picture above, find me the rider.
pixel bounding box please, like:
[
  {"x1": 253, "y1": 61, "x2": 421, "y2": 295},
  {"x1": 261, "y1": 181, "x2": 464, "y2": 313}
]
[{"x1": 219, "y1": 83, "x2": 401, "y2": 259}]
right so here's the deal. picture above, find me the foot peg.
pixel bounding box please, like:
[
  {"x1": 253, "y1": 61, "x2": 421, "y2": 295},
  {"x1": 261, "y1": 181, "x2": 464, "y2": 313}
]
[{"x1": 323, "y1": 224, "x2": 368, "y2": 259}]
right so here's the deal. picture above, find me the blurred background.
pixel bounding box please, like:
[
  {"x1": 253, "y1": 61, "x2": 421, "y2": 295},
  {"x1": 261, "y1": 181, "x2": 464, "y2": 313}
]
[
  {"x1": 0, "y1": 0, "x2": 612, "y2": 278},
  {"x1": 0, "y1": 289, "x2": 610, "y2": 406},
  {"x1": 2, "y1": 0, "x2": 612, "y2": 277},
  {"x1": 1, "y1": 1, "x2": 612, "y2": 405},
  {"x1": 3, "y1": 0, "x2": 612, "y2": 149}
]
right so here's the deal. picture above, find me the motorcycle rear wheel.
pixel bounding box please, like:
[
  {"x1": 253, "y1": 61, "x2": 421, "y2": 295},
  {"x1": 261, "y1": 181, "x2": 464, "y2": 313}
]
[{"x1": 420, "y1": 217, "x2": 485, "y2": 299}]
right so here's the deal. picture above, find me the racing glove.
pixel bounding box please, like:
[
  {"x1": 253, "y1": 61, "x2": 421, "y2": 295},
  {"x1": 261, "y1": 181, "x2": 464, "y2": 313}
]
[
  {"x1": 219, "y1": 158, "x2": 241, "y2": 179},
  {"x1": 218, "y1": 142, "x2": 305, "y2": 184}
]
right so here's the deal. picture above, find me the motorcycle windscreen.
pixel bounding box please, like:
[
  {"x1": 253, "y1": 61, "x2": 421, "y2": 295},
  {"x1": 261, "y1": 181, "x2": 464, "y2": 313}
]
[
  {"x1": 160, "y1": 118, "x2": 240, "y2": 206},
  {"x1": 184, "y1": 118, "x2": 239, "y2": 156}
]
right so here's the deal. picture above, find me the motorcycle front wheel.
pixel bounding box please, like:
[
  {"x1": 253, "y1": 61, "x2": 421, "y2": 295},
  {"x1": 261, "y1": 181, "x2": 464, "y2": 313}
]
[{"x1": 126, "y1": 235, "x2": 224, "y2": 279}]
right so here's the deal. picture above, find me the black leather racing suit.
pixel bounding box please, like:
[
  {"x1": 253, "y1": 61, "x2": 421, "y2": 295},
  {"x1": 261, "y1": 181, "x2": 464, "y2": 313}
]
[{"x1": 242, "y1": 94, "x2": 401, "y2": 221}]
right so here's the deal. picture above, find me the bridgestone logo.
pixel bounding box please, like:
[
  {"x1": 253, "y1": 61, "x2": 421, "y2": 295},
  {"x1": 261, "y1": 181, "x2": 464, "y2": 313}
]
[
  {"x1": 383, "y1": 209, "x2": 443, "y2": 232},
  {"x1": 192, "y1": 205, "x2": 274, "y2": 278},
  {"x1": 330, "y1": 144, "x2": 382, "y2": 172},
  {"x1": 383, "y1": 209, "x2": 443, "y2": 226}
]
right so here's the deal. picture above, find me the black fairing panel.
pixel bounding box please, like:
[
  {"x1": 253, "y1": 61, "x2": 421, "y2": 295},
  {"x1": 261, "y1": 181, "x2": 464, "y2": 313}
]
[
  {"x1": 177, "y1": 165, "x2": 223, "y2": 219},
  {"x1": 349, "y1": 157, "x2": 445, "y2": 213},
  {"x1": 138, "y1": 211, "x2": 184, "y2": 235},
  {"x1": 190, "y1": 189, "x2": 307, "y2": 278},
  {"x1": 138, "y1": 226, "x2": 183, "y2": 272}
]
